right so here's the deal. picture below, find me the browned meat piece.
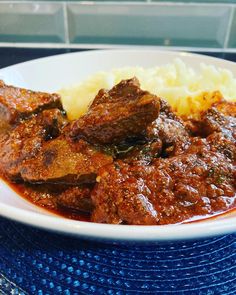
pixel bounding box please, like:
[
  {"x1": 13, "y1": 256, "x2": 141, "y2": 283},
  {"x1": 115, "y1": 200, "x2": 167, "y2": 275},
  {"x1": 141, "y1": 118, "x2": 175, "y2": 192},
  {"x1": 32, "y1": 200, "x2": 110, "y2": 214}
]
[
  {"x1": 0, "y1": 80, "x2": 63, "y2": 126},
  {"x1": 20, "y1": 137, "x2": 113, "y2": 185},
  {"x1": 90, "y1": 89, "x2": 110, "y2": 108},
  {"x1": 212, "y1": 100, "x2": 236, "y2": 117},
  {"x1": 188, "y1": 133, "x2": 236, "y2": 163},
  {"x1": 57, "y1": 186, "x2": 93, "y2": 213},
  {"x1": 0, "y1": 109, "x2": 68, "y2": 181},
  {"x1": 90, "y1": 77, "x2": 142, "y2": 108},
  {"x1": 73, "y1": 95, "x2": 159, "y2": 145},
  {"x1": 91, "y1": 161, "x2": 159, "y2": 225},
  {"x1": 92, "y1": 143, "x2": 235, "y2": 225},
  {"x1": 186, "y1": 100, "x2": 236, "y2": 139},
  {"x1": 108, "y1": 77, "x2": 142, "y2": 100},
  {"x1": 102, "y1": 99, "x2": 190, "y2": 164},
  {"x1": 199, "y1": 108, "x2": 235, "y2": 140},
  {"x1": 148, "y1": 99, "x2": 190, "y2": 156},
  {"x1": 70, "y1": 78, "x2": 160, "y2": 144},
  {"x1": 126, "y1": 99, "x2": 190, "y2": 162},
  {"x1": 208, "y1": 132, "x2": 236, "y2": 162}
]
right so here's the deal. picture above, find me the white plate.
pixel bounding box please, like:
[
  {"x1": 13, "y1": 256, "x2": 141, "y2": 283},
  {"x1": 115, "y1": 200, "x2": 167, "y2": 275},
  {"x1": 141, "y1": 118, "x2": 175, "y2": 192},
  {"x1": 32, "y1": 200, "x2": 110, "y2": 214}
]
[{"x1": 0, "y1": 49, "x2": 235, "y2": 242}]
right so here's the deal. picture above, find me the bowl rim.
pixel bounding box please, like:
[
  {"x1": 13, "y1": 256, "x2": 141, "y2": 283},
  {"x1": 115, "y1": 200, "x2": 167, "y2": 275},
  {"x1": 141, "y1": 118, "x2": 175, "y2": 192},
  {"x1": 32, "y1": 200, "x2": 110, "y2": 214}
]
[{"x1": 1, "y1": 202, "x2": 236, "y2": 241}]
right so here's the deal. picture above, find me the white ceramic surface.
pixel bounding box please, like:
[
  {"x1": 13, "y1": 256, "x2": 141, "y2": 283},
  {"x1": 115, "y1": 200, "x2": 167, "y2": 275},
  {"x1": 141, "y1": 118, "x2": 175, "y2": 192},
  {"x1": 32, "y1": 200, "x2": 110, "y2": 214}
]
[{"x1": 0, "y1": 49, "x2": 235, "y2": 241}]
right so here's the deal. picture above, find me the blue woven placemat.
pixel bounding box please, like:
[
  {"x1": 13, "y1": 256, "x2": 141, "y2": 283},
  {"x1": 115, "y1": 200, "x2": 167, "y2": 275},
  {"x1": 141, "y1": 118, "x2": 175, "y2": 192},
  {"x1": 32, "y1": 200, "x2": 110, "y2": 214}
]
[{"x1": 0, "y1": 216, "x2": 235, "y2": 295}]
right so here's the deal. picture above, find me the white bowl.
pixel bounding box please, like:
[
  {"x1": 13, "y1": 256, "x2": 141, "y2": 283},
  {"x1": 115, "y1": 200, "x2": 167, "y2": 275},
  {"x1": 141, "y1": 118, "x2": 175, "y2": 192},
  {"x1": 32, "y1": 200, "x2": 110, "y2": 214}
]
[{"x1": 0, "y1": 49, "x2": 235, "y2": 241}]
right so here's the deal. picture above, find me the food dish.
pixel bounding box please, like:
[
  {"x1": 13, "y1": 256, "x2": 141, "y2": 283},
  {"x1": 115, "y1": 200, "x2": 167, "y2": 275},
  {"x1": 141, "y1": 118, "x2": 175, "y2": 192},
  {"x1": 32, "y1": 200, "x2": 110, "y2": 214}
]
[
  {"x1": 0, "y1": 51, "x2": 235, "y2": 239},
  {"x1": 0, "y1": 77, "x2": 234, "y2": 225}
]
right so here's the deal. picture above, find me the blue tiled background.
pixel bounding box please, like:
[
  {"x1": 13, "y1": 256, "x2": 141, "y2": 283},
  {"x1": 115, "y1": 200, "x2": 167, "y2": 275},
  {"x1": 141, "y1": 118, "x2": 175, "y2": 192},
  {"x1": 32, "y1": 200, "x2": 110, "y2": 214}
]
[{"x1": 0, "y1": 1, "x2": 236, "y2": 51}]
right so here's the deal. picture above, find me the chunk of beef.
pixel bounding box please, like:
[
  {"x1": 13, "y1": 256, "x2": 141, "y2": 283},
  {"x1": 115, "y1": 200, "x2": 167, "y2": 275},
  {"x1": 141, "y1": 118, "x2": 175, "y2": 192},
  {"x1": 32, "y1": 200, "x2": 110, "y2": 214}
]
[
  {"x1": 187, "y1": 133, "x2": 236, "y2": 163},
  {"x1": 0, "y1": 109, "x2": 68, "y2": 181},
  {"x1": 105, "y1": 98, "x2": 191, "y2": 164},
  {"x1": 90, "y1": 77, "x2": 142, "y2": 108},
  {"x1": 207, "y1": 132, "x2": 236, "y2": 162},
  {"x1": 199, "y1": 107, "x2": 235, "y2": 140},
  {"x1": 147, "y1": 99, "x2": 191, "y2": 156},
  {"x1": 20, "y1": 137, "x2": 113, "y2": 185},
  {"x1": 92, "y1": 162, "x2": 159, "y2": 225},
  {"x1": 92, "y1": 146, "x2": 235, "y2": 225},
  {"x1": 0, "y1": 80, "x2": 63, "y2": 126},
  {"x1": 70, "y1": 78, "x2": 160, "y2": 144},
  {"x1": 57, "y1": 186, "x2": 93, "y2": 213},
  {"x1": 121, "y1": 99, "x2": 190, "y2": 163},
  {"x1": 186, "y1": 100, "x2": 236, "y2": 139}
]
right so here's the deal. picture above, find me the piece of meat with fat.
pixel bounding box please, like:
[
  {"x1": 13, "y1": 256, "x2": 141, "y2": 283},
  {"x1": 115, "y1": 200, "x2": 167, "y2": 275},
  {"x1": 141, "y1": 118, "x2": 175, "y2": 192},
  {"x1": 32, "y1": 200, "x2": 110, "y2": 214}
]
[
  {"x1": 92, "y1": 142, "x2": 235, "y2": 225},
  {"x1": 0, "y1": 109, "x2": 68, "y2": 181},
  {"x1": 20, "y1": 137, "x2": 113, "y2": 185},
  {"x1": 70, "y1": 78, "x2": 160, "y2": 144},
  {"x1": 0, "y1": 80, "x2": 63, "y2": 127}
]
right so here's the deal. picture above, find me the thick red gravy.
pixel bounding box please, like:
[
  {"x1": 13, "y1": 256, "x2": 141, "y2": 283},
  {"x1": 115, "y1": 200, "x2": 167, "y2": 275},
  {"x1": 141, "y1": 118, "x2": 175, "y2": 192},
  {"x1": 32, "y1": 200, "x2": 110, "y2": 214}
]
[
  {"x1": 4, "y1": 178, "x2": 90, "y2": 222},
  {"x1": 3, "y1": 176, "x2": 236, "y2": 225}
]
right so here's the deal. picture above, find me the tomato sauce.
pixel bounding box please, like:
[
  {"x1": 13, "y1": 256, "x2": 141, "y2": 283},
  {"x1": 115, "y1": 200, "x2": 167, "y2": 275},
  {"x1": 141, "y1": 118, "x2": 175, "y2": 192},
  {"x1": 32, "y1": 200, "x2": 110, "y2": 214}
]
[
  {"x1": 2, "y1": 175, "x2": 236, "y2": 225},
  {"x1": 3, "y1": 177, "x2": 91, "y2": 222}
]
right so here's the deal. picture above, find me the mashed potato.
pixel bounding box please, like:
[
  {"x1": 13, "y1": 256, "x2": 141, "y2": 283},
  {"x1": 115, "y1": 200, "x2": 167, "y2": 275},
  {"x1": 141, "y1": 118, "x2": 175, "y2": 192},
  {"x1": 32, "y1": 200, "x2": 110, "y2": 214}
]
[{"x1": 59, "y1": 59, "x2": 236, "y2": 120}]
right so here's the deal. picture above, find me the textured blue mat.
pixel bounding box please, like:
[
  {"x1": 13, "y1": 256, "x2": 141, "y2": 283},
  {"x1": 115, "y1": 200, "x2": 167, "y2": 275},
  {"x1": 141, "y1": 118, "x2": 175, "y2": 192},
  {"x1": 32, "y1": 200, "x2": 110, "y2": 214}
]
[{"x1": 0, "y1": 217, "x2": 235, "y2": 294}]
